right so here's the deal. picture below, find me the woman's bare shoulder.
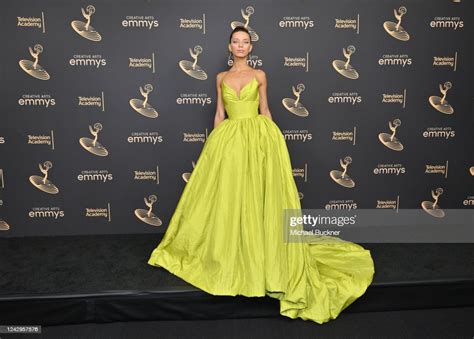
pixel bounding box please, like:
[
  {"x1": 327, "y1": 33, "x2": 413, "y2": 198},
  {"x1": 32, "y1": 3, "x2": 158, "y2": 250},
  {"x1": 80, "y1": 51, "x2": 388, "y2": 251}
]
[
  {"x1": 216, "y1": 71, "x2": 228, "y2": 80},
  {"x1": 254, "y1": 69, "x2": 266, "y2": 84}
]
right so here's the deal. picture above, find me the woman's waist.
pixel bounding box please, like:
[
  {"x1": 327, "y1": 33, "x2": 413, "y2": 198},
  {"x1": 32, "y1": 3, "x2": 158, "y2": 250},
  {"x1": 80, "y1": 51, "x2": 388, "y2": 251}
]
[
  {"x1": 225, "y1": 103, "x2": 259, "y2": 120},
  {"x1": 226, "y1": 110, "x2": 259, "y2": 120}
]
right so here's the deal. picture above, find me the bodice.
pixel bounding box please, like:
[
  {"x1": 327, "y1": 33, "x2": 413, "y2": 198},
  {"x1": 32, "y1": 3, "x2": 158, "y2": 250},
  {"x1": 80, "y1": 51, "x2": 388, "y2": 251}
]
[{"x1": 221, "y1": 77, "x2": 260, "y2": 120}]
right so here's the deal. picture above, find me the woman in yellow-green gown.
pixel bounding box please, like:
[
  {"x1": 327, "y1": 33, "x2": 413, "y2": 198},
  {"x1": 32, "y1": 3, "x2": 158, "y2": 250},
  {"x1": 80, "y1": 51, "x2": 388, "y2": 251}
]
[{"x1": 148, "y1": 26, "x2": 375, "y2": 324}]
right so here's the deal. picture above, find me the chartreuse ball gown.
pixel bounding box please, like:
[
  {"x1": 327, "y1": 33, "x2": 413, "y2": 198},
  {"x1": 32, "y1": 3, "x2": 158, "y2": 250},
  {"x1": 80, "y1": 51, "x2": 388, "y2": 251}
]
[{"x1": 148, "y1": 76, "x2": 375, "y2": 324}]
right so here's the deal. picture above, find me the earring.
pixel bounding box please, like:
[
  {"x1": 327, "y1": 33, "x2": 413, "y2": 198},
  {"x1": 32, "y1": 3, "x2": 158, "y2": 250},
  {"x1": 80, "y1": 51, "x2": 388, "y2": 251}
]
[{"x1": 228, "y1": 51, "x2": 233, "y2": 62}]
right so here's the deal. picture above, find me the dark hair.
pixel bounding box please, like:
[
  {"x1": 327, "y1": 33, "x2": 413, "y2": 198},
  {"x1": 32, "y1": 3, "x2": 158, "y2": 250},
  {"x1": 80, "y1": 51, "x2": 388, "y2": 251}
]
[{"x1": 229, "y1": 26, "x2": 252, "y2": 44}]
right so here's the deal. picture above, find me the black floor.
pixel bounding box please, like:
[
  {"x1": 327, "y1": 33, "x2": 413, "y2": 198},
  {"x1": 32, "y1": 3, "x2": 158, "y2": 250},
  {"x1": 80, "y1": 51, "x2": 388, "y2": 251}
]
[
  {"x1": 1, "y1": 234, "x2": 473, "y2": 295},
  {"x1": 3, "y1": 307, "x2": 473, "y2": 339},
  {"x1": 1, "y1": 234, "x2": 473, "y2": 328}
]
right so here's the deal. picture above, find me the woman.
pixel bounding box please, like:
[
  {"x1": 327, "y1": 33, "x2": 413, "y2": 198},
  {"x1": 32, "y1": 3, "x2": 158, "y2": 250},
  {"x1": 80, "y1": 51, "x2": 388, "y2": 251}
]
[{"x1": 148, "y1": 26, "x2": 375, "y2": 324}]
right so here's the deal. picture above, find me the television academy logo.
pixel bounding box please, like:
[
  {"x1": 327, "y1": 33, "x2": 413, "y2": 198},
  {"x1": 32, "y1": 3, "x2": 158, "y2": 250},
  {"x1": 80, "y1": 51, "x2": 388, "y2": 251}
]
[
  {"x1": 17, "y1": 12, "x2": 45, "y2": 32},
  {"x1": 334, "y1": 16, "x2": 359, "y2": 32},
  {"x1": 382, "y1": 91, "x2": 406, "y2": 107},
  {"x1": 283, "y1": 53, "x2": 309, "y2": 71},
  {"x1": 376, "y1": 198, "x2": 399, "y2": 210},
  {"x1": 27, "y1": 131, "x2": 54, "y2": 149},
  {"x1": 179, "y1": 15, "x2": 204, "y2": 31},
  {"x1": 78, "y1": 92, "x2": 105, "y2": 111}
]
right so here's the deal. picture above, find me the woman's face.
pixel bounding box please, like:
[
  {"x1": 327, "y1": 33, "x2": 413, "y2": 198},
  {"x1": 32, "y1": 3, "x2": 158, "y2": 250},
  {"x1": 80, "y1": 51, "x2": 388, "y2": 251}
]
[{"x1": 229, "y1": 31, "x2": 252, "y2": 58}]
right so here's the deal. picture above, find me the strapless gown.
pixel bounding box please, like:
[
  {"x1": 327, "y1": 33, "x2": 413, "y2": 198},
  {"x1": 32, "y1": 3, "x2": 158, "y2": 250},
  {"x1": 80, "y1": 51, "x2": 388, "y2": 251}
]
[{"x1": 147, "y1": 76, "x2": 375, "y2": 324}]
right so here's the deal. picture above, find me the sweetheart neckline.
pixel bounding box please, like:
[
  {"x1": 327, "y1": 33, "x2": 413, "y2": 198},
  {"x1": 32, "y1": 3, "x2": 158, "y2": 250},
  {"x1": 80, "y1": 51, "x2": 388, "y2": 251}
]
[{"x1": 221, "y1": 77, "x2": 258, "y2": 100}]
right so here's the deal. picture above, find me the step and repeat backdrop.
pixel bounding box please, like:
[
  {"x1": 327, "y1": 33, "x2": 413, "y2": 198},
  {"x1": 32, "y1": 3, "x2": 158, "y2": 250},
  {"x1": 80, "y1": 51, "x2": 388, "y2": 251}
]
[{"x1": 0, "y1": 0, "x2": 472, "y2": 237}]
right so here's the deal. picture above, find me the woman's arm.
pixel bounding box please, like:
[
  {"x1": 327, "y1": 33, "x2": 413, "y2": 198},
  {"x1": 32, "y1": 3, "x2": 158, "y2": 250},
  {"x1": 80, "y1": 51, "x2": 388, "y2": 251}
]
[
  {"x1": 257, "y1": 69, "x2": 273, "y2": 121},
  {"x1": 214, "y1": 72, "x2": 226, "y2": 128}
]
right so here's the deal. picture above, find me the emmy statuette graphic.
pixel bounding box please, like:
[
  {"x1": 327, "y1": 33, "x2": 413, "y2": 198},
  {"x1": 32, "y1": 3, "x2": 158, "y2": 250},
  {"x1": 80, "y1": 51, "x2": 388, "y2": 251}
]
[
  {"x1": 383, "y1": 6, "x2": 410, "y2": 41},
  {"x1": 378, "y1": 119, "x2": 404, "y2": 151},
  {"x1": 421, "y1": 187, "x2": 446, "y2": 218},
  {"x1": 0, "y1": 219, "x2": 10, "y2": 231},
  {"x1": 230, "y1": 6, "x2": 259, "y2": 41},
  {"x1": 330, "y1": 156, "x2": 356, "y2": 188},
  {"x1": 19, "y1": 44, "x2": 50, "y2": 80},
  {"x1": 282, "y1": 83, "x2": 309, "y2": 117},
  {"x1": 135, "y1": 195, "x2": 163, "y2": 226},
  {"x1": 79, "y1": 123, "x2": 109, "y2": 156},
  {"x1": 130, "y1": 84, "x2": 159, "y2": 118},
  {"x1": 429, "y1": 81, "x2": 454, "y2": 114},
  {"x1": 178, "y1": 45, "x2": 208, "y2": 80},
  {"x1": 332, "y1": 45, "x2": 359, "y2": 79},
  {"x1": 29, "y1": 161, "x2": 59, "y2": 194},
  {"x1": 182, "y1": 161, "x2": 196, "y2": 183},
  {"x1": 71, "y1": 5, "x2": 102, "y2": 41}
]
